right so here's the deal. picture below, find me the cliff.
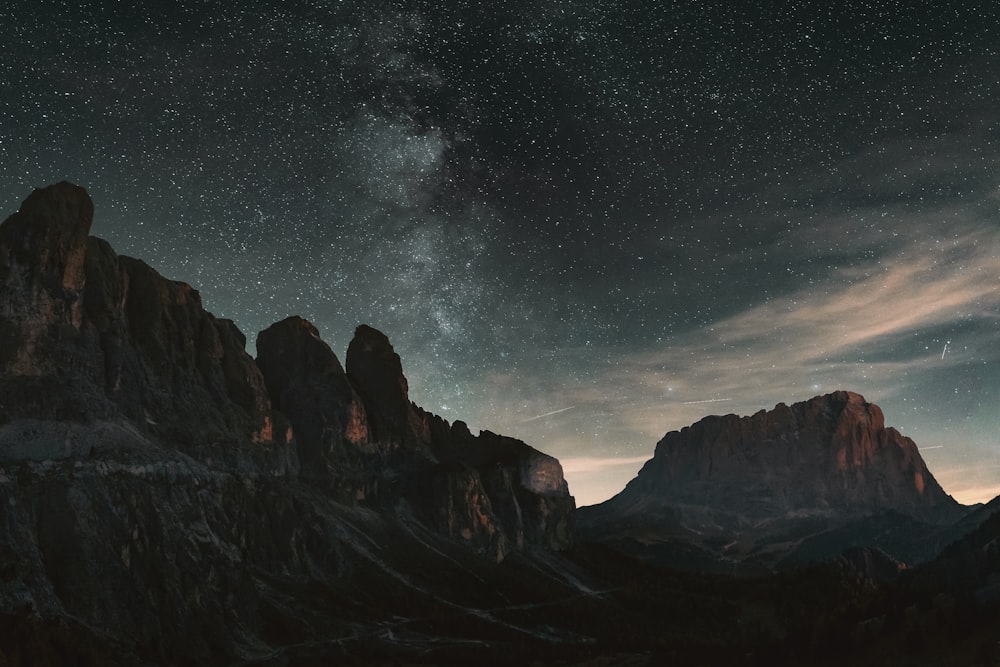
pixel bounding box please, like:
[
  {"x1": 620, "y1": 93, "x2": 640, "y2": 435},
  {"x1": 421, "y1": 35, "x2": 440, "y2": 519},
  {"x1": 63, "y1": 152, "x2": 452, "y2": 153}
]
[
  {"x1": 0, "y1": 182, "x2": 279, "y2": 457},
  {"x1": 0, "y1": 182, "x2": 573, "y2": 663},
  {"x1": 579, "y1": 391, "x2": 967, "y2": 572},
  {"x1": 256, "y1": 316, "x2": 574, "y2": 558},
  {"x1": 622, "y1": 391, "x2": 958, "y2": 520}
]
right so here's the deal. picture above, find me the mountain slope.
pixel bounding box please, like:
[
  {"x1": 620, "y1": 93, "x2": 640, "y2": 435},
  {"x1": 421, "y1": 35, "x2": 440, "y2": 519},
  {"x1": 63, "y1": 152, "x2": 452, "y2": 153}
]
[
  {"x1": 0, "y1": 182, "x2": 574, "y2": 663},
  {"x1": 579, "y1": 391, "x2": 969, "y2": 572}
]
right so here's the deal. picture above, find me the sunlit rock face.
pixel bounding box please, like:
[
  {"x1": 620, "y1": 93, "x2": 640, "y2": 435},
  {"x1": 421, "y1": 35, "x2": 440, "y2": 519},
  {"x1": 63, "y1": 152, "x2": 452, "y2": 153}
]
[
  {"x1": 579, "y1": 391, "x2": 966, "y2": 573},
  {"x1": 624, "y1": 391, "x2": 956, "y2": 521}
]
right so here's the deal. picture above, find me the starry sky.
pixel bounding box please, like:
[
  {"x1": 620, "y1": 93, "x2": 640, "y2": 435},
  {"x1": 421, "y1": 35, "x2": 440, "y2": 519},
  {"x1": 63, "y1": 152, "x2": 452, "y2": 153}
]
[{"x1": 2, "y1": 1, "x2": 999, "y2": 506}]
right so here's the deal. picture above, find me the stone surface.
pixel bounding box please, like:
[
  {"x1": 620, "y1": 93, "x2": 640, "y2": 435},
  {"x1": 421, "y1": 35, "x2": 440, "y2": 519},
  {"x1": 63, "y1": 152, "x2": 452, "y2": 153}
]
[
  {"x1": 616, "y1": 391, "x2": 957, "y2": 520},
  {"x1": 1, "y1": 182, "x2": 998, "y2": 665},
  {"x1": 579, "y1": 391, "x2": 968, "y2": 572},
  {"x1": 256, "y1": 320, "x2": 574, "y2": 557},
  {"x1": 0, "y1": 183, "x2": 279, "y2": 452},
  {"x1": 256, "y1": 316, "x2": 371, "y2": 488},
  {"x1": 0, "y1": 181, "x2": 92, "y2": 345},
  {"x1": 410, "y1": 414, "x2": 576, "y2": 558},
  {"x1": 345, "y1": 324, "x2": 426, "y2": 446},
  {"x1": 0, "y1": 182, "x2": 578, "y2": 662},
  {"x1": 0, "y1": 181, "x2": 572, "y2": 562}
]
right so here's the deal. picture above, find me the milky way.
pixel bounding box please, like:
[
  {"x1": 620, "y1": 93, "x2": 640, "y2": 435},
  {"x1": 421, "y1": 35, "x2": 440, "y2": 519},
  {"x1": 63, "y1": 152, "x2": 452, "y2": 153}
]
[{"x1": 2, "y1": 1, "x2": 999, "y2": 505}]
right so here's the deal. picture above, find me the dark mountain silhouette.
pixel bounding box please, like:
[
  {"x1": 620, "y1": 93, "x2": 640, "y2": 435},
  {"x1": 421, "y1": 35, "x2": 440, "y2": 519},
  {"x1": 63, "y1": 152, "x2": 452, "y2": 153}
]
[{"x1": 1, "y1": 182, "x2": 997, "y2": 665}]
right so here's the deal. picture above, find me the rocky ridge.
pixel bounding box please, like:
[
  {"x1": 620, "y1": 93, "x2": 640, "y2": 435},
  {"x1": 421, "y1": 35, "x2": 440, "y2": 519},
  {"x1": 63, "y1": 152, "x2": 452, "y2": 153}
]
[
  {"x1": 256, "y1": 315, "x2": 573, "y2": 557},
  {"x1": 0, "y1": 182, "x2": 573, "y2": 662}
]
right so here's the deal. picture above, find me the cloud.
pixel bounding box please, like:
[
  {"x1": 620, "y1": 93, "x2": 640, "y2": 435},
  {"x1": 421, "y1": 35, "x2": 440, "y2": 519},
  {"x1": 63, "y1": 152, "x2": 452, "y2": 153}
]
[
  {"x1": 615, "y1": 221, "x2": 999, "y2": 401},
  {"x1": 720, "y1": 232, "x2": 1000, "y2": 360}
]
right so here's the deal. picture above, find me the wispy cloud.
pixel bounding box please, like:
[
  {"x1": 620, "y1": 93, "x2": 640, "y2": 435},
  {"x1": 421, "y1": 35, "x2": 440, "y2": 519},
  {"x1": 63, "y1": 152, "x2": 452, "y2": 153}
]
[{"x1": 612, "y1": 221, "x2": 1000, "y2": 416}]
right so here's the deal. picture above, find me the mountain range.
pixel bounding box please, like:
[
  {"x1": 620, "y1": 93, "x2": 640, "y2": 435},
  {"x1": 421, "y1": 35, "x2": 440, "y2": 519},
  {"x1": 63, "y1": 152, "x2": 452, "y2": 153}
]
[{"x1": 1, "y1": 183, "x2": 998, "y2": 665}]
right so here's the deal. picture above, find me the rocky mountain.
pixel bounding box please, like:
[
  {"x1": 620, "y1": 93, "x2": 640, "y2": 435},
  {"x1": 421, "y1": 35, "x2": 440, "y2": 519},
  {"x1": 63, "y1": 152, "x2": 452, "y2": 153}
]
[
  {"x1": 578, "y1": 391, "x2": 970, "y2": 573},
  {"x1": 0, "y1": 182, "x2": 574, "y2": 663},
  {"x1": 1, "y1": 182, "x2": 997, "y2": 666},
  {"x1": 0, "y1": 181, "x2": 276, "y2": 452},
  {"x1": 255, "y1": 315, "x2": 573, "y2": 557}
]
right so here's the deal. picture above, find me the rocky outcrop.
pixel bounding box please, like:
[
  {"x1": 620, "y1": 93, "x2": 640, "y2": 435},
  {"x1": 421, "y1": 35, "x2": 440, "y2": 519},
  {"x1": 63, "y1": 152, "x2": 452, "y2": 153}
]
[
  {"x1": 409, "y1": 415, "x2": 575, "y2": 559},
  {"x1": 0, "y1": 181, "x2": 572, "y2": 553},
  {"x1": 0, "y1": 182, "x2": 578, "y2": 662},
  {"x1": 0, "y1": 182, "x2": 91, "y2": 368},
  {"x1": 345, "y1": 324, "x2": 426, "y2": 446},
  {"x1": 256, "y1": 319, "x2": 574, "y2": 558},
  {"x1": 0, "y1": 182, "x2": 280, "y2": 455},
  {"x1": 579, "y1": 392, "x2": 967, "y2": 572},
  {"x1": 256, "y1": 316, "x2": 370, "y2": 487}
]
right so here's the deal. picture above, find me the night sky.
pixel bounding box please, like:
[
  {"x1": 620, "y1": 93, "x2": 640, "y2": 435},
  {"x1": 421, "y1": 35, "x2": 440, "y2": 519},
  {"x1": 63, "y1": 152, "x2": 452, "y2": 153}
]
[{"x1": 2, "y1": 1, "x2": 998, "y2": 506}]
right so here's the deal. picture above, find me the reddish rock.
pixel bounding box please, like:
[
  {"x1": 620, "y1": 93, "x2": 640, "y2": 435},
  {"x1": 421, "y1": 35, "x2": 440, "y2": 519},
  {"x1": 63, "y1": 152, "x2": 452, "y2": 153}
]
[
  {"x1": 625, "y1": 391, "x2": 956, "y2": 520},
  {"x1": 252, "y1": 317, "x2": 575, "y2": 557},
  {"x1": 579, "y1": 391, "x2": 966, "y2": 572},
  {"x1": 257, "y1": 320, "x2": 575, "y2": 556},
  {"x1": 0, "y1": 182, "x2": 278, "y2": 448},
  {"x1": 0, "y1": 182, "x2": 572, "y2": 572},
  {"x1": 0, "y1": 182, "x2": 93, "y2": 376},
  {"x1": 0, "y1": 182, "x2": 579, "y2": 666},
  {"x1": 340, "y1": 322, "x2": 578, "y2": 553}
]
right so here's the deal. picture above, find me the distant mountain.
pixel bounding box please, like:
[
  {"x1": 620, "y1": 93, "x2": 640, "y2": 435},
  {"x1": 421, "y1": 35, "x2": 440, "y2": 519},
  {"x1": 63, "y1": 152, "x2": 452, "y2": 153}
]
[{"x1": 578, "y1": 391, "x2": 971, "y2": 572}]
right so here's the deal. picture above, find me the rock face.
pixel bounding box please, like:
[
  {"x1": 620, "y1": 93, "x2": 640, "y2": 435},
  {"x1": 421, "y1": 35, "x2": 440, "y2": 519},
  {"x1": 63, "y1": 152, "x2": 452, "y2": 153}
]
[
  {"x1": 257, "y1": 318, "x2": 574, "y2": 558},
  {"x1": 0, "y1": 182, "x2": 575, "y2": 662},
  {"x1": 579, "y1": 391, "x2": 967, "y2": 572},
  {"x1": 256, "y1": 316, "x2": 370, "y2": 484},
  {"x1": 0, "y1": 182, "x2": 279, "y2": 453},
  {"x1": 345, "y1": 323, "x2": 421, "y2": 445},
  {"x1": 626, "y1": 391, "x2": 956, "y2": 519},
  {"x1": 0, "y1": 182, "x2": 571, "y2": 558}
]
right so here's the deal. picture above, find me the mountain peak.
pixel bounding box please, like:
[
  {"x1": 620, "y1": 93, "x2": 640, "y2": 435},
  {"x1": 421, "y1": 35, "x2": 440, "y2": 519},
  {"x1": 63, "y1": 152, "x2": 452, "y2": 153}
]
[
  {"x1": 345, "y1": 323, "x2": 415, "y2": 444},
  {"x1": 0, "y1": 182, "x2": 573, "y2": 564},
  {"x1": 0, "y1": 182, "x2": 94, "y2": 353},
  {"x1": 578, "y1": 391, "x2": 966, "y2": 572},
  {"x1": 629, "y1": 390, "x2": 953, "y2": 519}
]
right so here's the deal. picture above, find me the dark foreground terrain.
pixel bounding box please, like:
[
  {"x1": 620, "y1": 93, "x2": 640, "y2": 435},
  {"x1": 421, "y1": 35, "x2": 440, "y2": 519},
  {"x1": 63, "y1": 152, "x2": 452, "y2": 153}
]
[{"x1": 2, "y1": 529, "x2": 999, "y2": 666}]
